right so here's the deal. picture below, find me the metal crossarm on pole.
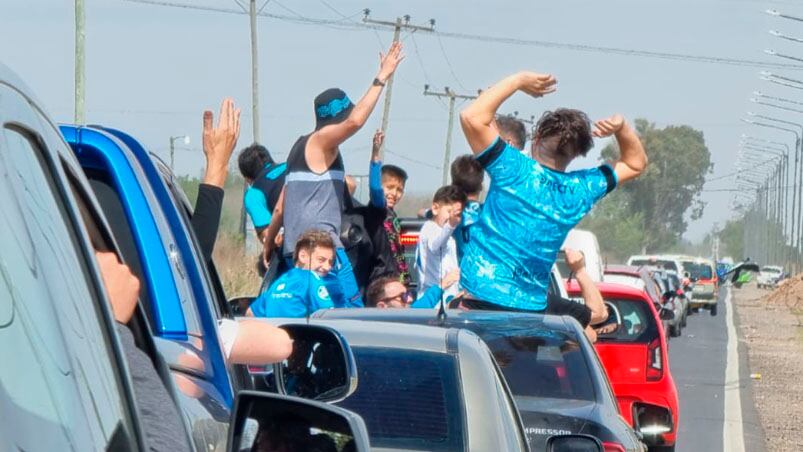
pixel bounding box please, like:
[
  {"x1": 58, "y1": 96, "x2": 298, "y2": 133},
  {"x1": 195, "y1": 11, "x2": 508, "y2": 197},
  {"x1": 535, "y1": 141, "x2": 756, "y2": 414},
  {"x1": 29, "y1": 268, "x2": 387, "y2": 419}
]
[{"x1": 424, "y1": 85, "x2": 480, "y2": 185}]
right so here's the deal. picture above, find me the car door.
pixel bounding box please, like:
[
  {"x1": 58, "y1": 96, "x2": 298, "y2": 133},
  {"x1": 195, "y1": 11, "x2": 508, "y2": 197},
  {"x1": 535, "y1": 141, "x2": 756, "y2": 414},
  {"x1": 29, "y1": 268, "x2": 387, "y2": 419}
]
[
  {"x1": 0, "y1": 80, "x2": 141, "y2": 450},
  {"x1": 61, "y1": 125, "x2": 233, "y2": 451}
]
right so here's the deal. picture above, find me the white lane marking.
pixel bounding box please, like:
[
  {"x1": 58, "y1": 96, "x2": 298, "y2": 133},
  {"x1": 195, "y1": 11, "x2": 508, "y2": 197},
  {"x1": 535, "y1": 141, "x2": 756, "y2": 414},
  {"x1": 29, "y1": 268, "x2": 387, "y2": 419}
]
[{"x1": 723, "y1": 287, "x2": 745, "y2": 452}]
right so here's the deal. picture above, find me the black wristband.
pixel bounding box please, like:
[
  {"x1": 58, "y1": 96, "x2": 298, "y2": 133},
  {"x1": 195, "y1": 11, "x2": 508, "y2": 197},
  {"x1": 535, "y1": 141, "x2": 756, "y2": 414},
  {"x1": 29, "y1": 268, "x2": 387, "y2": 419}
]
[{"x1": 373, "y1": 77, "x2": 386, "y2": 87}]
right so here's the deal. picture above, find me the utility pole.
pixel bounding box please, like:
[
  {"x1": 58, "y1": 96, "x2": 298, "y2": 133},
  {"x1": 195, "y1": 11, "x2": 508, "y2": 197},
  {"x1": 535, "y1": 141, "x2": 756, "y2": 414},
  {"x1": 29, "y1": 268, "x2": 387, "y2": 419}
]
[
  {"x1": 242, "y1": 0, "x2": 261, "y2": 250},
  {"x1": 424, "y1": 85, "x2": 480, "y2": 184},
  {"x1": 363, "y1": 10, "x2": 434, "y2": 159},
  {"x1": 74, "y1": 0, "x2": 85, "y2": 124}
]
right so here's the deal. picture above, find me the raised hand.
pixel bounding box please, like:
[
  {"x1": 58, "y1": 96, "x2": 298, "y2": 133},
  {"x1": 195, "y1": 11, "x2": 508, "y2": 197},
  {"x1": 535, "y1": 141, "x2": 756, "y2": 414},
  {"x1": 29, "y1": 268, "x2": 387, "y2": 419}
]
[
  {"x1": 371, "y1": 129, "x2": 384, "y2": 161},
  {"x1": 564, "y1": 248, "x2": 587, "y2": 274},
  {"x1": 517, "y1": 71, "x2": 557, "y2": 98},
  {"x1": 202, "y1": 98, "x2": 241, "y2": 187},
  {"x1": 377, "y1": 41, "x2": 405, "y2": 82},
  {"x1": 592, "y1": 114, "x2": 626, "y2": 138}
]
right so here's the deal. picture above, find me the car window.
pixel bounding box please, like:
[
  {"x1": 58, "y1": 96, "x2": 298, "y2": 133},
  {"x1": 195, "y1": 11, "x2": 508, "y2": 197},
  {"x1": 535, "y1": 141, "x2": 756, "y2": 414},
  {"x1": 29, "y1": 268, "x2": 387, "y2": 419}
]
[
  {"x1": 487, "y1": 352, "x2": 528, "y2": 451},
  {"x1": 484, "y1": 333, "x2": 595, "y2": 401},
  {"x1": 0, "y1": 125, "x2": 133, "y2": 449},
  {"x1": 335, "y1": 347, "x2": 464, "y2": 452},
  {"x1": 597, "y1": 298, "x2": 659, "y2": 343}
]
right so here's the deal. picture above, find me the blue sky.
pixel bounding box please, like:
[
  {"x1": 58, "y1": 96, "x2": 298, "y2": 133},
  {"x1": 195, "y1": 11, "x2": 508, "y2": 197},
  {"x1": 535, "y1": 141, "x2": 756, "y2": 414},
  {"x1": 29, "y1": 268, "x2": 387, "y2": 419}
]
[{"x1": 4, "y1": 0, "x2": 803, "y2": 240}]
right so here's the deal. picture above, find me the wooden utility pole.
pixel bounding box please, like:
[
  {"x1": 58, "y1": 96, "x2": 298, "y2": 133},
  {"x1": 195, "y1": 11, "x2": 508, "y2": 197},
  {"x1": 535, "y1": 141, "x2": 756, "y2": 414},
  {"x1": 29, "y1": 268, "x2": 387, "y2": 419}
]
[
  {"x1": 363, "y1": 10, "x2": 434, "y2": 159},
  {"x1": 75, "y1": 0, "x2": 85, "y2": 124},
  {"x1": 424, "y1": 86, "x2": 479, "y2": 184},
  {"x1": 242, "y1": 0, "x2": 260, "y2": 247}
]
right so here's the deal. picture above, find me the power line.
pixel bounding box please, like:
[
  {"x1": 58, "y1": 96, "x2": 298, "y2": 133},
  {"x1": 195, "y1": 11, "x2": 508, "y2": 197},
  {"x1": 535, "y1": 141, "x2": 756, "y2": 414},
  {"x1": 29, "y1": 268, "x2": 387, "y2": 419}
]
[
  {"x1": 436, "y1": 34, "x2": 468, "y2": 92},
  {"x1": 122, "y1": 0, "x2": 803, "y2": 71}
]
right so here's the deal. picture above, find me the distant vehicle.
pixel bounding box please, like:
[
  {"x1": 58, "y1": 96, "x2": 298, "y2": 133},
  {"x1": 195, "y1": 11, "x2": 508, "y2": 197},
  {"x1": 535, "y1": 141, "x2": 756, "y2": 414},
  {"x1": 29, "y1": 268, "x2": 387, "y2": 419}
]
[
  {"x1": 757, "y1": 265, "x2": 784, "y2": 289},
  {"x1": 314, "y1": 309, "x2": 646, "y2": 452},
  {"x1": 562, "y1": 229, "x2": 605, "y2": 282},
  {"x1": 682, "y1": 258, "x2": 719, "y2": 315},
  {"x1": 626, "y1": 255, "x2": 684, "y2": 274},
  {"x1": 254, "y1": 318, "x2": 530, "y2": 451},
  {"x1": 568, "y1": 281, "x2": 680, "y2": 451},
  {"x1": 606, "y1": 265, "x2": 686, "y2": 338}
]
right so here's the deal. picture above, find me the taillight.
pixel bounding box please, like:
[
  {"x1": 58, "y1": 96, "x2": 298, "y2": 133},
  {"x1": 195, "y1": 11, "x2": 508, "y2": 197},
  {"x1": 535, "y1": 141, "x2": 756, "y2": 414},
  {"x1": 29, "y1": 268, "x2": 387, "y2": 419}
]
[
  {"x1": 400, "y1": 233, "x2": 419, "y2": 246},
  {"x1": 646, "y1": 338, "x2": 663, "y2": 381},
  {"x1": 676, "y1": 288, "x2": 683, "y2": 296},
  {"x1": 603, "y1": 442, "x2": 626, "y2": 452}
]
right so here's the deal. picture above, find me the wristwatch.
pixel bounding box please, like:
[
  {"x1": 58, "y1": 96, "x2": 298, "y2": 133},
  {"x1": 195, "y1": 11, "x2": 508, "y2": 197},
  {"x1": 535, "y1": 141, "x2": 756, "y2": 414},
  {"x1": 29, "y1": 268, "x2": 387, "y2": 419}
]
[{"x1": 373, "y1": 77, "x2": 386, "y2": 87}]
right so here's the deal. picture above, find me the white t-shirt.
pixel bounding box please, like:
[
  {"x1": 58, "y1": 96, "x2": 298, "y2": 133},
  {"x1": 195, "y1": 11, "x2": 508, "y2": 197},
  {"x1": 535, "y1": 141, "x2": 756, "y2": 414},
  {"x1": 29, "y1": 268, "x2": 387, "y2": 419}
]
[
  {"x1": 415, "y1": 220, "x2": 458, "y2": 298},
  {"x1": 218, "y1": 318, "x2": 239, "y2": 360}
]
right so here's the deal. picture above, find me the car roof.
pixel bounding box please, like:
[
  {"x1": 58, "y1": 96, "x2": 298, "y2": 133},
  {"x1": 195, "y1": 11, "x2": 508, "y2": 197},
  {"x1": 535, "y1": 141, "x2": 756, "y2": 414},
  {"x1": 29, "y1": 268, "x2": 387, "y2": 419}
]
[
  {"x1": 604, "y1": 264, "x2": 644, "y2": 276},
  {"x1": 568, "y1": 281, "x2": 650, "y2": 300},
  {"x1": 256, "y1": 317, "x2": 463, "y2": 353},
  {"x1": 314, "y1": 308, "x2": 577, "y2": 335}
]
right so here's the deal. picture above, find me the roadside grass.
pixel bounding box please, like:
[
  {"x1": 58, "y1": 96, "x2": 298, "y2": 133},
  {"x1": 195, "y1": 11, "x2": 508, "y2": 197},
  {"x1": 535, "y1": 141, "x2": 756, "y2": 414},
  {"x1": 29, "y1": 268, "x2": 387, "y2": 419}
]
[{"x1": 212, "y1": 232, "x2": 261, "y2": 297}]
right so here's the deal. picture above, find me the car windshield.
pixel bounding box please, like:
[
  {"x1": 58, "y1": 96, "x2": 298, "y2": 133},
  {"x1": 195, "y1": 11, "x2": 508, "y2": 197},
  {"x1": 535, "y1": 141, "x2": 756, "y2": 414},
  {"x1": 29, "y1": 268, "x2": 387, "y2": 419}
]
[
  {"x1": 598, "y1": 298, "x2": 659, "y2": 343},
  {"x1": 482, "y1": 332, "x2": 595, "y2": 402},
  {"x1": 631, "y1": 259, "x2": 678, "y2": 272},
  {"x1": 335, "y1": 347, "x2": 464, "y2": 451},
  {"x1": 762, "y1": 267, "x2": 781, "y2": 274}
]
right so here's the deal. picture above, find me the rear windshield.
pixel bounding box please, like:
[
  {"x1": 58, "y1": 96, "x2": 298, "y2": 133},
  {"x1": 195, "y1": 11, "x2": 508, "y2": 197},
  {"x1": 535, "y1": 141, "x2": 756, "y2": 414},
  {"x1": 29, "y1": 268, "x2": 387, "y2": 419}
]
[
  {"x1": 684, "y1": 262, "x2": 713, "y2": 279},
  {"x1": 483, "y1": 334, "x2": 595, "y2": 402},
  {"x1": 335, "y1": 348, "x2": 464, "y2": 451},
  {"x1": 631, "y1": 259, "x2": 678, "y2": 272},
  {"x1": 598, "y1": 299, "x2": 659, "y2": 343},
  {"x1": 762, "y1": 267, "x2": 782, "y2": 274}
]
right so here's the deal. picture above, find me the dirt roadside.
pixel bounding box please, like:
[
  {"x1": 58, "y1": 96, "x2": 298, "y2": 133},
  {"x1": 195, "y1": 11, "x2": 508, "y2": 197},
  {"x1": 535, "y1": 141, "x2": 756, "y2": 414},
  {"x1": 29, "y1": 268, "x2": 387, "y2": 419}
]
[{"x1": 733, "y1": 281, "x2": 803, "y2": 452}]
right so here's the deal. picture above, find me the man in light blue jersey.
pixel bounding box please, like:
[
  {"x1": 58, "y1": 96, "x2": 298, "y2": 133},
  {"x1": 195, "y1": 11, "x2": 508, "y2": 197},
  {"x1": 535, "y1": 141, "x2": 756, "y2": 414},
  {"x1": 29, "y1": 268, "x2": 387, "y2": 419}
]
[{"x1": 458, "y1": 71, "x2": 647, "y2": 325}]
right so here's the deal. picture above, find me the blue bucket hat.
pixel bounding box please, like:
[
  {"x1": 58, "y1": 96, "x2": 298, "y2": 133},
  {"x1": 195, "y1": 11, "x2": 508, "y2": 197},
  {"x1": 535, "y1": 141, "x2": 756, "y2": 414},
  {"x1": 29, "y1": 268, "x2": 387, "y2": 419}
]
[{"x1": 314, "y1": 88, "x2": 354, "y2": 130}]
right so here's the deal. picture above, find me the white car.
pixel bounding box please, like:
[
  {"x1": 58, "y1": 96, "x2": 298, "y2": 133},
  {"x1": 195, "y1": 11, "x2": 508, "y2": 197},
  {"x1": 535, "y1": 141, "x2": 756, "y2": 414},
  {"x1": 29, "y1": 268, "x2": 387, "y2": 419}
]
[
  {"x1": 757, "y1": 266, "x2": 784, "y2": 289},
  {"x1": 561, "y1": 229, "x2": 604, "y2": 282}
]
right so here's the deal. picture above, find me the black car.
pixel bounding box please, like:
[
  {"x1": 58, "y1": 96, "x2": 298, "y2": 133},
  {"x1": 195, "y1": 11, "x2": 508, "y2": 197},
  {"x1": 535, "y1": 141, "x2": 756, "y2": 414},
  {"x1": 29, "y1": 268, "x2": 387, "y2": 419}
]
[{"x1": 315, "y1": 309, "x2": 646, "y2": 452}]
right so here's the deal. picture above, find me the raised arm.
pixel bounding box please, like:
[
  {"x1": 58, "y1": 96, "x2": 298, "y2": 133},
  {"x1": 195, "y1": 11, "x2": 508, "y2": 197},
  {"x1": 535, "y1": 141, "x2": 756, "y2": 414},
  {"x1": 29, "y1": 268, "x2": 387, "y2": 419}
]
[
  {"x1": 565, "y1": 248, "x2": 607, "y2": 325},
  {"x1": 592, "y1": 115, "x2": 648, "y2": 184},
  {"x1": 309, "y1": 42, "x2": 404, "y2": 162},
  {"x1": 368, "y1": 130, "x2": 386, "y2": 208},
  {"x1": 460, "y1": 71, "x2": 556, "y2": 154}
]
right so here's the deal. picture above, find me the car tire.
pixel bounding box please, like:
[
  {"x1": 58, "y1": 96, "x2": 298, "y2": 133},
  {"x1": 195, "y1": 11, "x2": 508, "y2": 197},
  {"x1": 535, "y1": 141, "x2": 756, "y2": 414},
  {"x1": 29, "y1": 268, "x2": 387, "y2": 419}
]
[
  {"x1": 681, "y1": 312, "x2": 688, "y2": 328},
  {"x1": 710, "y1": 304, "x2": 718, "y2": 316},
  {"x1": 670, "y1": 323, "x2": 681, "y2": 337}
]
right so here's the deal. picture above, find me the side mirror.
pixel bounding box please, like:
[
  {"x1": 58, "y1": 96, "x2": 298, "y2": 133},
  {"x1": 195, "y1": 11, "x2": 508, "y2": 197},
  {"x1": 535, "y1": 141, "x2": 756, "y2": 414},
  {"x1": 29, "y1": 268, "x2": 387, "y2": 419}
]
[
  {"x1": 659, "y1": 307, "x2": 675, "y2": 321},
  {"x1": 275, "y1": 324, "x2": 358, "y2": 402},
  {"x1": 228, "y1": 391, "x2": 370, "y2": 452},
  {"x1": 546, "y1": 434, "x2": 603, "y2": 452},
  {"x1": 228, "y1": 297, "x2": 256, "y2": 317}
]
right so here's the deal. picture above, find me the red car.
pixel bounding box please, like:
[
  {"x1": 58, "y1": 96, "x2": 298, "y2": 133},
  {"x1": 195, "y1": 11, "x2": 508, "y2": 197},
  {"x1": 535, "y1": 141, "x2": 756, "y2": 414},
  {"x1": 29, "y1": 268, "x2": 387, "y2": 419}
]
[{"x1": 568, "y1": 281, "x2": 680, "y2": 451}]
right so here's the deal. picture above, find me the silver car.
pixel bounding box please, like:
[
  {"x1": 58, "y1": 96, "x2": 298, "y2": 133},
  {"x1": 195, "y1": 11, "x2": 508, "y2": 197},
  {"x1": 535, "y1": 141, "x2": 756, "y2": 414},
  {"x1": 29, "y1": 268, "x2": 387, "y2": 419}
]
[{"x1": 257, "y1": 318, "x2": 529, "y2": 452}]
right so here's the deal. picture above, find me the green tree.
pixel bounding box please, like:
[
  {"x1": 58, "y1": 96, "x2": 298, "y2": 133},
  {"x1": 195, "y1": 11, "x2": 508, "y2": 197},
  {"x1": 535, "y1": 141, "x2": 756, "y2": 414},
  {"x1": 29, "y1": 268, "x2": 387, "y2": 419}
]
[
  {"x1": 578, "y1": 190, "x2": 646, "y2": 263},
  {"x1": 719, "y1": 217, "x2": 744, "y2": 260},
  {"x1": 600, "y1": 119, "x2": 712, "y2": 252}
]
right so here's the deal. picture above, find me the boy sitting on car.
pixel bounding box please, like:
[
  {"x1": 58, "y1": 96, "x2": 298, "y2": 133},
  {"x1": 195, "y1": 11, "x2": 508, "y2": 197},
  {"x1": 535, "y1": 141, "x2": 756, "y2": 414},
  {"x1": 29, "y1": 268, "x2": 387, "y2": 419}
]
[
  {"x1": 247, "y1": 230, "x2": 344, "y2": 318},
  {"x1": 457, "y1": 70, "x2": 647, "y2": 326}
]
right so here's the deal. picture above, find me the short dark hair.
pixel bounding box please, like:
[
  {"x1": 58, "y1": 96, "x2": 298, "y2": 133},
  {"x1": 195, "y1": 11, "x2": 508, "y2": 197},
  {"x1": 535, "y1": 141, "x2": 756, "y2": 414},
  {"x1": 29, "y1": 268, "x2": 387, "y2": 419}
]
[
  {"x1": 365, "y1": 276, "x2": 398, "y2": 307},
  {"x1": 534, "y1": 109, "x2": 594, "y2": 159},
  {"x1": 432, "y1": 184, "x2": 468, "y2": 205},
  {"x1": 381, "y1": 164, "x2": 408, "y2": 184},
  {"x1": 293, "y1": 229, "x2": 335, "y2": 262},
  {"x1": 450, "y1": 155, "x2": 484, "y2": 196},
  {"x1": 496, "y1": 115, "x2": 527, "y2": 150},
  {"x1": 238, "y1": 143, "x2": 274, "y2": 180}
]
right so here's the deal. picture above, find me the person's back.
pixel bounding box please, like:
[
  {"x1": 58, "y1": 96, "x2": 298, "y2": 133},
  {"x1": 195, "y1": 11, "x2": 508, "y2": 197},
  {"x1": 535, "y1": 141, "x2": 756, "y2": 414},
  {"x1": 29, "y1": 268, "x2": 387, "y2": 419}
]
[
  {"x1": 461, "y1": 138, "x2": 614, "y2": 308},
  {"x1": 458, "y1": 71, "x2": 647, "y2": 312}
]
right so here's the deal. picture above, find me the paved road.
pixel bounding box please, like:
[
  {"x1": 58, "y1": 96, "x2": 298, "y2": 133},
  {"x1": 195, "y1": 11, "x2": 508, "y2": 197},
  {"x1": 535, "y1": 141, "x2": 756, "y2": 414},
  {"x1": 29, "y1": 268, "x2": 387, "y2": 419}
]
[{"x1": 669, "y1": 287, "x2": 766, "y2": 451}]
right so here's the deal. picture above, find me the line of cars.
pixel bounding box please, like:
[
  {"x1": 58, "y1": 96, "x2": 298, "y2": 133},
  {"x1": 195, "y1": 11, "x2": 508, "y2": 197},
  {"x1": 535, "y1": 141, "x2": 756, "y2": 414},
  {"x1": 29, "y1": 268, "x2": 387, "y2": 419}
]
[{"x1": 1, "y1": 58, "x2": 737, "y2": 452}]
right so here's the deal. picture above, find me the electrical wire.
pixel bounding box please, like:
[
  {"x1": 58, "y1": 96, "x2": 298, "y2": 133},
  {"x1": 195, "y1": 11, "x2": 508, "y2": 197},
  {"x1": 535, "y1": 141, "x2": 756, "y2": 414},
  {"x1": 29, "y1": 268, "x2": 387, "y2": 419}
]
[
  {"x1": 122, "y1": 0, "x2": 803, "y2": 71},
  {"x1": 436, "y1": 34, "x2": 468, "y2": 92}
]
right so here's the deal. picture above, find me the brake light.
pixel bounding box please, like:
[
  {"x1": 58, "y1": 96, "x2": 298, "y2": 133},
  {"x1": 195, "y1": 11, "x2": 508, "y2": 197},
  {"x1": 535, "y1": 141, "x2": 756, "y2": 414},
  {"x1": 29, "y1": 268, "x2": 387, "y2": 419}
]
[
  {"x1": 676, "y1": 289, "x2": 683, "y2": 296},
  {"x1": 646, "y1": 338, "x2": 663, "y2": 381},
  {"x1": 603, "y1": 442, "x2": 626, "y2": 452},
  {"x1": 400, "y1": 233, "x2": 419, "y2": 246}
]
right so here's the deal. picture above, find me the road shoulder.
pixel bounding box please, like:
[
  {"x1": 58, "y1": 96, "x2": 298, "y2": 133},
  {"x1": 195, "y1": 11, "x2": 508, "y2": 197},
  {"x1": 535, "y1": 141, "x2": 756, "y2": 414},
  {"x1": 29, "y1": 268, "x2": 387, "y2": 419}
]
[{"x1": 733, "y1": 283, "x2": 802, "y2": 452}]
